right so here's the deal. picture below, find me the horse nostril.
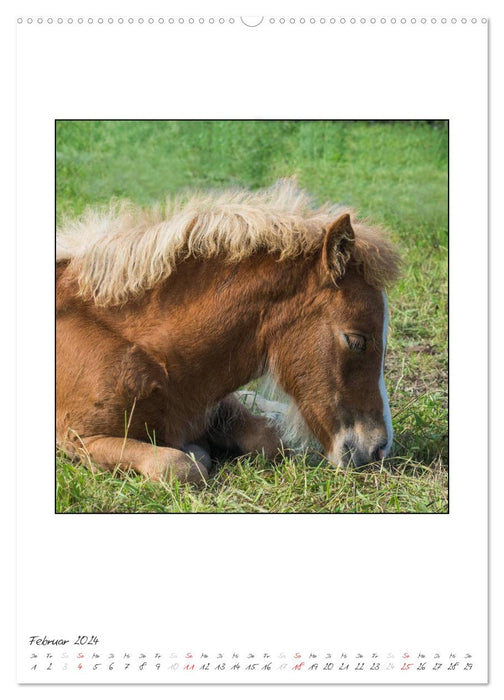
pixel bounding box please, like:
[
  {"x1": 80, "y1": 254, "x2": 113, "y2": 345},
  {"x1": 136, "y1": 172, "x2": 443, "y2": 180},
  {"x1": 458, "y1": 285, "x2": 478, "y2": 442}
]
[{"x1": 372, "y1": 441, "x2": 388, "y2": 461}]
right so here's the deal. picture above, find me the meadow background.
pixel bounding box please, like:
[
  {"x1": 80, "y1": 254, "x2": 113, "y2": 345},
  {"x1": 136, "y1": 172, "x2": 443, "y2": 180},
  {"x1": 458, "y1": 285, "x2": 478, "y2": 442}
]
[{"x1": 56, "y1": 120, "x2": 448, "y2": 514}]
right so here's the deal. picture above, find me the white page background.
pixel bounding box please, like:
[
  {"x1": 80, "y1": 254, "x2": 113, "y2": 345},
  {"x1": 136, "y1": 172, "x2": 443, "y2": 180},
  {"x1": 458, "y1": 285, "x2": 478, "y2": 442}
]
[{"x1": 3, "y1": 0, "x2": 502, "y2": 698}]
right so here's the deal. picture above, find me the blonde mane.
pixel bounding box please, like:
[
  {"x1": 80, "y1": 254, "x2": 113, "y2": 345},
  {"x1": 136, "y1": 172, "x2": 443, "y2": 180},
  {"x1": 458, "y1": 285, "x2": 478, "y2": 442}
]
[{"x1": 57, "y1": 179, "x2": 400, "y2": 306}]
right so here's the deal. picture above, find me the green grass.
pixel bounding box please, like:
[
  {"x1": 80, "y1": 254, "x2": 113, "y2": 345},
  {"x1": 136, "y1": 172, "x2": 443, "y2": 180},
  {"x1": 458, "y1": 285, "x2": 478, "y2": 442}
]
[
  {"x1": 56, "y1": 450, "x2": 447, "y2": 514},
  {"x1": 56, "y1": 120, "x2": 448, "y2": 514}
]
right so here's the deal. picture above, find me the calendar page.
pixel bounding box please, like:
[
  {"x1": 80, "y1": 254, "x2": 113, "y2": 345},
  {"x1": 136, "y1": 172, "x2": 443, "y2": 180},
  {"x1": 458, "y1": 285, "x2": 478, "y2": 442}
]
[{"x1": 13, "y1": 0, "x2": 489, "y2": 690}]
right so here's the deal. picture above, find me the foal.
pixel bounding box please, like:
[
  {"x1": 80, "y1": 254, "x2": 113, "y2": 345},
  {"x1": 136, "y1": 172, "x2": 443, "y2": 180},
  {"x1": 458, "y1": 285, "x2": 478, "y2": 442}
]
[{"x1": 56, "y1": 182, "x2": 399, "y2": 484}]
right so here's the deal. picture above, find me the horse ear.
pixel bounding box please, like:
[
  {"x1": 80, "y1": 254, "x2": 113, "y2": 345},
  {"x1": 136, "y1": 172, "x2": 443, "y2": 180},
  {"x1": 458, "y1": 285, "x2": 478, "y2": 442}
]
[{"x1": 320, "y1": 213, "x2": 355, "y2": 286}]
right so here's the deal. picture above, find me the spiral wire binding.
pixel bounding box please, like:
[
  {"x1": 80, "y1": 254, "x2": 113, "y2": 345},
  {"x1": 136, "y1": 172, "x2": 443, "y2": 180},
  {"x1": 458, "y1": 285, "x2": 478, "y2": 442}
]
[{"x1": 16, "y1": 16, "x2": 488, "y2": 26}]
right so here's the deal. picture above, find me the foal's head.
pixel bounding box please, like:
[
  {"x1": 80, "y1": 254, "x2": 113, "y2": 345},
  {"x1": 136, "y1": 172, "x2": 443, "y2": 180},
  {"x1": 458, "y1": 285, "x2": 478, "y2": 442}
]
[{"x1": 273, "y1": 213, "x2": 399, "y2": 468}]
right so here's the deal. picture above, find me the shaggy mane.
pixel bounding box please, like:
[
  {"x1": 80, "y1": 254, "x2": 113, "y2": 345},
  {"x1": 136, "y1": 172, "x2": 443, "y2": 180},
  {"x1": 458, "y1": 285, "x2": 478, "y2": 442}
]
[{"x1": 57, "y1": 179, "x2": 400, "y2": 306}]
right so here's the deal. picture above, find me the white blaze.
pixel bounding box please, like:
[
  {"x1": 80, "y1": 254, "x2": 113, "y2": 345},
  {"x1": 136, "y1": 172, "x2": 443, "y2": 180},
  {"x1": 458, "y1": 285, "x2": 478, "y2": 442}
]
[{"x1": 380, "y1": 291, "x2": 393, "y2": 454}]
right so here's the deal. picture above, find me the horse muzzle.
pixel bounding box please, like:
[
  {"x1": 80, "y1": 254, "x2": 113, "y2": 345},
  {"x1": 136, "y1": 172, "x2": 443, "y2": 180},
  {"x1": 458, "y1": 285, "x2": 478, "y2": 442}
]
[{"x1": 328, "y1": 432, "x2": 391, "y2": 468}]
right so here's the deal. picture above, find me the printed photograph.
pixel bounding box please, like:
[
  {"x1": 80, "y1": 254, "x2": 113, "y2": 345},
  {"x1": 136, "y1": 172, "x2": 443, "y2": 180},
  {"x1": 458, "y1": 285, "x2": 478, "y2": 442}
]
[{"x1": 56, "y1": 120, "x2": 448, "y2": 514}]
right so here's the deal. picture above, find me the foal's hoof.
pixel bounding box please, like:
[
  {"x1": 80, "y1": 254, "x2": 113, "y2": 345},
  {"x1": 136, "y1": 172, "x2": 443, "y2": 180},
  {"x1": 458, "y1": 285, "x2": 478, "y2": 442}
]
[
  {"x1": 139, "y1": 448, "x2": 208, "y2": 486},
  {"x1": 183, "y1": 443, "x2": 212, "y2": 471},
  {"x1": 168, "y1": 452, "x2": 208, "y2": 486},
  {"x1": 180, "y1": 460, "x2": 209, "y2": 486}
]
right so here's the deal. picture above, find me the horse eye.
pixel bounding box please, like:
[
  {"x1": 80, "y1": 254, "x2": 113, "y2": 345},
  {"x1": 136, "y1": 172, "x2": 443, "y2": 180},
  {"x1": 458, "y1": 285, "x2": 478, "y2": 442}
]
[{"x1": 343, "y1": 333, "x2": 367, "y2": 352}]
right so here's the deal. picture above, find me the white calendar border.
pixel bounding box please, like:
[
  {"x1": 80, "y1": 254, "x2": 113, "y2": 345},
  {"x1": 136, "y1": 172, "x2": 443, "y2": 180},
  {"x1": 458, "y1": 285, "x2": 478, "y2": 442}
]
[
  {"x1": 15, "y1": 11, "x2": 487, "y2": 686},
  {"x1": 4, "y1": 0, "x2": 499, "y2": 697}
]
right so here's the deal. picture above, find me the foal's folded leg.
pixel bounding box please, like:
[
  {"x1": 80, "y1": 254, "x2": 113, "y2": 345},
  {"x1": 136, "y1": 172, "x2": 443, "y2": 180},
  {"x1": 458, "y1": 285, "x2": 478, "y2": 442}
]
[
  {"x1": 76, "y1": 435, "x2": 208, "y2": 485},
  {"x1": 207, "y1": 394, "x2": 282, "y2": 460}
]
